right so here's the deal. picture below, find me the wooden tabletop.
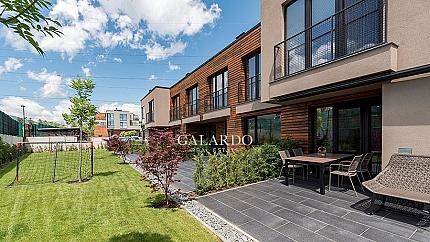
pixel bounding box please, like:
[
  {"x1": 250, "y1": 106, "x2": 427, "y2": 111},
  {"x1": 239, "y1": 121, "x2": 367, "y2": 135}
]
[{"x1": 286, "y1": 153, "x2": 354, "y2": 164}]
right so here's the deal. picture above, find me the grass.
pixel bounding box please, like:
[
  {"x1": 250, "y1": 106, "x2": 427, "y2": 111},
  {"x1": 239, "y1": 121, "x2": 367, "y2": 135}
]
[{"x1": 0, "y1": 149, "x2": 218, "y2": 242}]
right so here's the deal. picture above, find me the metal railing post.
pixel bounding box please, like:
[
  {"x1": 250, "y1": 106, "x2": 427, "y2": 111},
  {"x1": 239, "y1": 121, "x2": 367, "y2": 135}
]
[
  {"x1": 52, "y1": 143, "x2": 58, "y2": 183},
  {"x1": 15, "y1": 143, "x2": 20, "y2": 183},
  {"x1": 91, "y1": 141, "x2": 94, "y2": 177}
]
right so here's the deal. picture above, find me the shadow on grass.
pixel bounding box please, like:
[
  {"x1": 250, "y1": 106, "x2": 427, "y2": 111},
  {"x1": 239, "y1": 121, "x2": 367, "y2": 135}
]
[
  {"x1": 0, "y1": 153, "x2": 31, "y2": 181},
  {"x1": 94, "y1": 171, "x2": 117, "y2": 177},
  {"x1": 108, "y1": 232, "x2": 172, "y2": 242},
  {"x1": 145, "y1": 193, "x2": 180, "y2": 209}
]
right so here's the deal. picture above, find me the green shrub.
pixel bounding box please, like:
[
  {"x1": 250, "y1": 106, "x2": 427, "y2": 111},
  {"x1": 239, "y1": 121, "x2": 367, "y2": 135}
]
[
  {"x1": 276, "y1": 137, "x2": 300, "y2": 153},
  {"x1": 192, "y1": 144, "x2": 280, "y2": 195},
  {"x1": 0, "y1": 138, "x2": 20, "y2": 167},
  {"x1": 129, "y1": 140, "x2": 147, "y2": 155}
]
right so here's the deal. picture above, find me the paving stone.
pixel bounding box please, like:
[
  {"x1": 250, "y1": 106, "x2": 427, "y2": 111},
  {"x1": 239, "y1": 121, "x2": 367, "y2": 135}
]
[
  {"x1": 272, "y1": 197, "x2": 316, "y2": 215},
  {"x1": 212, "y1": 206, "x2": 253, "y2": 226},
  {"x1": 316, "y1": 225, "x2": 371, "y2": 242},
  {"x1": 240, "y1": 189, "x2": 279, "y2": 202},
  {"x1": 215, "y1": 195, "x2": 253, "y2": 211},
  {"x1": 268, "y1": 189, "x2": 308, "y2": 203},
  {"x1": 244, "y1": 197, "x2": 283, "y2": 213},
  {"x1": 301, "y1": 199, "x2": 350, "y2": 217},
  {"x1": 241, "y1": 207, "x2": 286, "y2": 229},
  {"x1": 411, "y1": 228, "x2": 430, "y2": 242},
  {"x1": 296, "y1": 190, "x2": 338, "y2": 204},
  {"x1": 239, "y1": 220, "x2": 294, "y2": 242},
  {"x1": 275, "y1": 223, "x2": 332, "y2": 242},
  {"x1": 344, "y1": 211, "x2": 417, "y2": 238},
  {"x1": 197, "y1": 196, "x2": 224, "y2": 210},
  {"x1": 272, "y1": 208, "x2": 327, "y2": 232},
  {"x1": 361, "y1": 228, "x2": 412, "y2": 242},
  {"x1": 308, "y1": 210, "x2": 369, "y2": 235}
]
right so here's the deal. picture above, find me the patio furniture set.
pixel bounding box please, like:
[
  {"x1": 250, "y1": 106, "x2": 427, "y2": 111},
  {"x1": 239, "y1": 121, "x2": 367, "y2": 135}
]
[{"x1": 278, "y1": 149, "x2": 430, "y2": 216}]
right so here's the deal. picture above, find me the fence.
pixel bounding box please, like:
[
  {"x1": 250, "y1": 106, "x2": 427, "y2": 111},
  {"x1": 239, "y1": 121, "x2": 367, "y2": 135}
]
[{"x1": 13, "y1": 141, "x2": 94, "y2": 185}]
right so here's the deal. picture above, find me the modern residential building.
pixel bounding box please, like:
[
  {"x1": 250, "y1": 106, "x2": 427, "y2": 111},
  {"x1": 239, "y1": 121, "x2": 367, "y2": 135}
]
[
  {"x1": 261, "y1": 0, "x2": 430, "y2": 169},
  {"x1": 140, "y1": 86, "x2": 171, "y2": 137},
  {"x1": 94, "y1": 109, "x2": 141, "y2": 137},
  {"x1": 141, "y1": 0, "x2": 430, "y2": 173}
]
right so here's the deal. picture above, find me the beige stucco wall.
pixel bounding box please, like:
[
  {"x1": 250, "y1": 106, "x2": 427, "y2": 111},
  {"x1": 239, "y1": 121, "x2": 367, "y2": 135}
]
[
  {"x1": 261, "y1": 0, "x2": 430, "y2": 102},
  {"x1": 140, "y1": 87, "x2": 170, "y2": 128},
  {"x1": 387, "y1": 0, "x2": 430, "y2": 70},
  {"x1": 261, "y1": 0, "x2": 285, "y2": 102},
  {"x1": 236, "y1": 100, "x2": 280, "y2": 114},
  {"x1": 382, "y1": 77, "x2": 430, "y2": 168}
]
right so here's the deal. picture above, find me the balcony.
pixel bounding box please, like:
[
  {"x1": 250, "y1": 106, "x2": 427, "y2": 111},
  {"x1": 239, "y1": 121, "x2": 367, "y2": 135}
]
[
  {"x1": 146, "y1": 112, "x2": 154, "y2": 124},
  {"x1": 170, "y1": 107, "x2": 181, "y2": 122},
  {"x1": 274, "y1": 0, "x2": 386, "y2": 81},
  {"x1": 183, "y1": 100, "x2": 199, "y2": 118},
  {"x1": 238, "y1": 74, "x2": 261, "y2": 104},
  {"x1": 204, "y1": 87, "x2": 229, "y2": 113}
]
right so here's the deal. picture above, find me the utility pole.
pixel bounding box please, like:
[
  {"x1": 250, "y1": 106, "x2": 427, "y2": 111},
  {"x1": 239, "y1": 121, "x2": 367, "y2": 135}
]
[{"x1": 20, "y1": 105, "x2": 26, "y2": 142}]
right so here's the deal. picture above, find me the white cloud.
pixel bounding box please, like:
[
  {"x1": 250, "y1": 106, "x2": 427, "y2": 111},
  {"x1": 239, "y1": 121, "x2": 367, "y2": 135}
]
[
  {"x1": 82, "y1": 66, "x2": 92, "y2": 77},
  {"x1": 168, "y1": 61, "x2": 181, "y2": 71},
  {"x1": 27, "y1": 69, "x2": 67, "y2": 98},
  {"x1": 19, "y1": 86, "x2": 27, "y2": 91},
  {"x1": 149, "y1": 74, "x2": 157, "y2": 81},
  {"x1": 1, "y1": 0, "x2": 221, "y2": 59},
  {"x1": 98, "y1": 103, "x2": 141, "y2": 118},
  {"x1": 113, "y1": 57, "x2": 122, "y2": 63},
  {"x1": 0, "y1": 97, "x2": 70, "y2": 124},
  {"x1": 99, "y1": 0, "x2": 221, "y2": 37},
  {"x1": 143, "y1": 41, "x2": 187, "y2": 60},
  {"x1": 0, "y1": 57, "x2": 23, "y2": 75}
]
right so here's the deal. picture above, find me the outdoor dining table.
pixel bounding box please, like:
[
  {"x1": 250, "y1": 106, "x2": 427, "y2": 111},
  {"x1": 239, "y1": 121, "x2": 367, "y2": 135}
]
[{"x1": 285, "y1": 153, "x2": 355, "y2": 195}]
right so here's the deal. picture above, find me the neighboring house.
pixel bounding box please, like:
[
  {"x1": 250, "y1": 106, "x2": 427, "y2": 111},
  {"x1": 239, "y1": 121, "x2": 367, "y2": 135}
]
[
  {"x1": 94, "y1": 110, "x2": 141, "y2": 137},
  {"x1": 140, "y1": 0, "x2": 430, "y2": 173},
  {"x1": 140, "y1": 86, "x2": 171, "y2": 137}
]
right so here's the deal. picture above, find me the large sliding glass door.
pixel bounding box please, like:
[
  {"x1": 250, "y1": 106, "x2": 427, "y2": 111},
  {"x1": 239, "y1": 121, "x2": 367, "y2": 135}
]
[{"x1": 313, "y1": 99, "x2": 382, "y2": 173}]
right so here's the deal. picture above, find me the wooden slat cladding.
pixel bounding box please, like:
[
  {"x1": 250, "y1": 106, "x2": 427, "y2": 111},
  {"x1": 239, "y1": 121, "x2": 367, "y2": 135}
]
[{"x1": 169, "y1": 25, "x2": 261, "y2": 136}]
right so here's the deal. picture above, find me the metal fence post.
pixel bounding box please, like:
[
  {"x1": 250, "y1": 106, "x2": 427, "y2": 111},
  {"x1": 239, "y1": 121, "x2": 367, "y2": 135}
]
[
  {"x1": 15, "y1": 143, "x2": 20, "y2": 183},
  {"x1": 52, "y1": 143, "x2": 58, "y2": 183},
  {"x1": 91, "y1": 141, "x2": 94, "y2": 177}
]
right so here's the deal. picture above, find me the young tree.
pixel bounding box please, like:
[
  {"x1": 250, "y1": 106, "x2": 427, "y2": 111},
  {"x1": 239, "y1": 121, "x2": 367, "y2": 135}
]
[
  {"x1": 0, "y1": 0, "x2": 63, "y2": 55},
  {"x1": 63, "y1": 78, "x2": 97, "y2": 136},
  {"x1": 138, "y1": 130, "x2": 190, "y2": 207},
  {"x1": 63, "y1": 78, "x2": 97, "y2": 181}
]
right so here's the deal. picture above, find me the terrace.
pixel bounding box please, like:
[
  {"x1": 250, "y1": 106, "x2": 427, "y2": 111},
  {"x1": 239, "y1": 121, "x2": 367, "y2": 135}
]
[{"x1": 171, "y1": 160, "x2": 430, "y2": 242}]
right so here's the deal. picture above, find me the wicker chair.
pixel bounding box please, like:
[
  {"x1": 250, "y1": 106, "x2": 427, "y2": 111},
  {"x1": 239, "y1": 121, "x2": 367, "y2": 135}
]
[
  {"x1": 329, "y1": 155, "x2": 363, "y2": 197},
  {"x1": 357, "y1": 152, "x2": 373, "y2": 182},
  {"x1": 363, "y1": 154, "x2": 430, "y2": 215},
  {"x1": 278, "y1": 150, "x2": 306, "y2": 184}
]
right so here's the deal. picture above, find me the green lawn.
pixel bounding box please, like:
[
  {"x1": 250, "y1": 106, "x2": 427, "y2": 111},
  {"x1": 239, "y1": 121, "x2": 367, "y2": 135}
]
[{"x1": 0, "y1": 150, "x2": 218, "y2": 242}]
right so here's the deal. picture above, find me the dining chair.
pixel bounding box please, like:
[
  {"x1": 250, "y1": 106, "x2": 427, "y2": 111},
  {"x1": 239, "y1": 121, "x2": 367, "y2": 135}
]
[
  {"x1": 357, "y1": 152, "x2": 373, "y2": 181},
  {"x1": 292, "y1": 148, "x2": 304, "y2": 156},
  {"x1": 278, "y1": 150, "x2": 305, "y2": 184},
  {"x1": 329, "y1": 155, "x2": 363, "y2": 197}
]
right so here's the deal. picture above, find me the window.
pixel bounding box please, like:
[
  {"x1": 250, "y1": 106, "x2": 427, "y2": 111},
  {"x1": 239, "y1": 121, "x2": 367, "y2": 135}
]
[
  {"x1": 283, "y1": 0, "x2": 384, "y2": 75},
  {"x1": 187, "y1": 86, "x2": 198, "y2": 116},
  {"x1": 120, "y1": 122, "x2": 127, "y2": 129},
  {"x1": 246, "y1": 114, "x2": 281, "y2": 144},
  {"x1": 314, "y1": 107, "x2": 334, "y2": 152},
  {"x1": 98, "y1": 121, "x2": 107, "y2": 126},
  {"x1": 147, "y1": 100, "x2": 154, "y2": 123},
  {"x1": 210, "y1": 70, "x2": 228, "y2": 110},
  {"x1": 107, "y1": 113, "x2": 114, "y2": 128},
  {"x1": 120, "y1": 114, "x2": 127, "y2": 121},
  {"x1": 171, "y1": 95, "x2": 180, "y2": 120},
  {"x1": 246, "y1": 52, "x2": 261, "y2": 101}
]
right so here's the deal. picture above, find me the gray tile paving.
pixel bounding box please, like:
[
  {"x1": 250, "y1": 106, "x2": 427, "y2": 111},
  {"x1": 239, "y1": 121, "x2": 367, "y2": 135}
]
[
  {"x1": 275, "y1": 223, "x2": 332, "y2": 242},
  {"x1": 167, "y1": 160, "x2": 429, "y2": 242},
  {"x1": 361, "y1": 228, "x2": 413, "y2": 242}
]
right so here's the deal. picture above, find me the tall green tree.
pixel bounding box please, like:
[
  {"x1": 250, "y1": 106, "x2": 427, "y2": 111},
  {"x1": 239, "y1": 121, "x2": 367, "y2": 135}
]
[
  {"x1": 0, "y1": 0, "x2": 62, "y2": 55},
  {"x1": 63, "y1": 78, "x2": 97, "y2": 137}
]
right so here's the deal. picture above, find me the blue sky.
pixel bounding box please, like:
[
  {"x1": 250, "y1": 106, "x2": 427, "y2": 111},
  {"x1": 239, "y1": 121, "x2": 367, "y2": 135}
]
[{"x1": 0, "y1": 0, "x2": 260, "y2": 123}]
